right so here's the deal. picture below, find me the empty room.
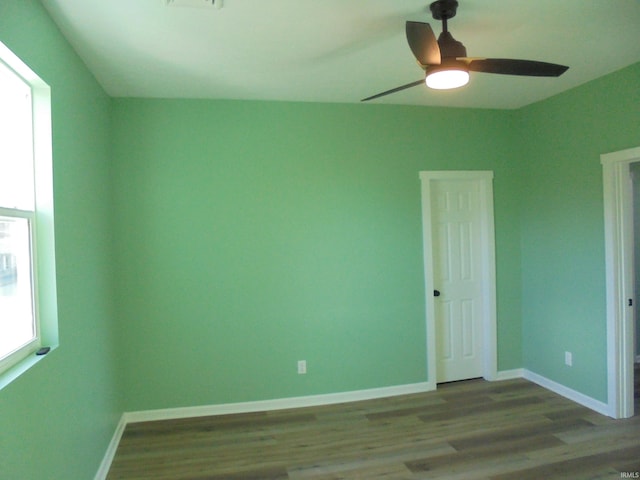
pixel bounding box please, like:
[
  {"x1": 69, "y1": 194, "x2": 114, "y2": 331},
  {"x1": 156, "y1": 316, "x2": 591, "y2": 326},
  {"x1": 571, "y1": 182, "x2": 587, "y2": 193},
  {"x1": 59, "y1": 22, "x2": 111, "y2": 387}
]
[{"x1": 1, "y1": 0, "x2": 640, "y2": 479}]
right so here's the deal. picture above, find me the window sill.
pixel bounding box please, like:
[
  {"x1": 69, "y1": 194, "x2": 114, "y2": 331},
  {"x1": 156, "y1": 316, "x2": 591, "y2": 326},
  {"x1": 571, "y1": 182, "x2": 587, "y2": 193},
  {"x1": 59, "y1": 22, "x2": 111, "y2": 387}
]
[{"x1": 0, "y1": 345, "x2": 57, "y2": 391}]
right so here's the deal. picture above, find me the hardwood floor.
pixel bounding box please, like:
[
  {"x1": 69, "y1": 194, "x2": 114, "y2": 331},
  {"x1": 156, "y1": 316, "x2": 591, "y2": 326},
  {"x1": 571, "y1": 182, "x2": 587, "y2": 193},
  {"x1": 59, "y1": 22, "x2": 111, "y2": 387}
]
[{"x1": 107, "y1": 378, "x2": 640, "y2": 479}]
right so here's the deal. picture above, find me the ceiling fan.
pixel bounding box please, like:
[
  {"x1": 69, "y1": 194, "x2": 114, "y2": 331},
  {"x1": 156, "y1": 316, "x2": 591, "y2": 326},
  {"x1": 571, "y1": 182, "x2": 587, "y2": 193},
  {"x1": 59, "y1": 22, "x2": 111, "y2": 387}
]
[{"x1": 362, "y1": 0, "x2": 569, "y2": 101}]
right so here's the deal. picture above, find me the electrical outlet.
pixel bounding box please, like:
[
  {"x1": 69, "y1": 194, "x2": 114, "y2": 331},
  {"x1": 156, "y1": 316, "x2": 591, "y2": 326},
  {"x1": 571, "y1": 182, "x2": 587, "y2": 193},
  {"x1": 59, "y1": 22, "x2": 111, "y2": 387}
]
[
  {"x1": 565, "y1": 351, "x2": 572, "y2": 367},
  {"x1": 297, "y1": 360, "x2": 307, "y2": 375}
]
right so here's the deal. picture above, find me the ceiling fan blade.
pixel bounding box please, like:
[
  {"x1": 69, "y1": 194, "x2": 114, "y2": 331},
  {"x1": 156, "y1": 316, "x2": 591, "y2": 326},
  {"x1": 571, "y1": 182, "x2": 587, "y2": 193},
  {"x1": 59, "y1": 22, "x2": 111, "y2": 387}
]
[
  {"x1": 466, "y1": 58, "x2": 569, "y2": 77},
  {"x1": 361, "y1": 79, "x2": 425, "y2": 102},
  {"x1": 406, "y1": 21, "x2": 441, "y2": 66}
]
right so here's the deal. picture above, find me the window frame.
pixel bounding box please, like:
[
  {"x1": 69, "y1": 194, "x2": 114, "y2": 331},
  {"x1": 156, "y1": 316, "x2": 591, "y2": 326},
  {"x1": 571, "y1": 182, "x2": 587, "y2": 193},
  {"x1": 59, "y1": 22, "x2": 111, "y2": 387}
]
[
  {"x1": 0, "y1": 210, "x2": 39, "y2": 371},
  {"x1": 0, "y1": 40, "x2": 58, "y2": 388}
]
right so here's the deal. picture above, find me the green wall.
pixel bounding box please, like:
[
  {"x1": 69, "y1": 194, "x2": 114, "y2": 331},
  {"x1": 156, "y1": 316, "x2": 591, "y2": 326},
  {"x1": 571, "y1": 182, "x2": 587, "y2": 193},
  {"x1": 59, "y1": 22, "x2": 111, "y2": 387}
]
[
  {"x1": 0, "y1": 1, "x2": 119, "y2": 478},
  {"x1": 111, "y1": 63, "x2": 639, "y2": 412},
  {"x1": 517, "y1": 62, "x2": 640, "y2": 402},
  {"x1": 111, "y1": 100, "x2": 523, "y2": 411}
]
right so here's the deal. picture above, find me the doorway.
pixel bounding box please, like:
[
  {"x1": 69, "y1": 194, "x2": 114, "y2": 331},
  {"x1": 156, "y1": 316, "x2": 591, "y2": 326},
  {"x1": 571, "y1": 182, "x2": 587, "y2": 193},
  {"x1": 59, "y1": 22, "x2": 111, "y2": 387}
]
[
  {"x1": 630, "y1": 162, "x2": 640, "y2": 415},
  {"x1": 420, "y1": 171, "x2": 498, "y2": 387},
  {"x1": 601, "y1": 146, "x2": 640, "y2": 419}
]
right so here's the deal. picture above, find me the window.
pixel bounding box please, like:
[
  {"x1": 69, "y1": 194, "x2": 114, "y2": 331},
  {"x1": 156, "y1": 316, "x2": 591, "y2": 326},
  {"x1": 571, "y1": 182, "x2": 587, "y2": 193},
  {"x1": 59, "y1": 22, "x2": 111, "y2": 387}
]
[{"x1": 0, "y1": 40, "x2": 57, "y2": 384}]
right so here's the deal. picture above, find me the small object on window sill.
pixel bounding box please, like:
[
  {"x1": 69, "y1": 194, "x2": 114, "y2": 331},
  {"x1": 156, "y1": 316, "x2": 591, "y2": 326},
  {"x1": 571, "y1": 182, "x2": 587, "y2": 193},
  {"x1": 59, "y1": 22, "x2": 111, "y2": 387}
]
[{"x1": 35, "y1": 347, "x2": 50, "y2": 356}]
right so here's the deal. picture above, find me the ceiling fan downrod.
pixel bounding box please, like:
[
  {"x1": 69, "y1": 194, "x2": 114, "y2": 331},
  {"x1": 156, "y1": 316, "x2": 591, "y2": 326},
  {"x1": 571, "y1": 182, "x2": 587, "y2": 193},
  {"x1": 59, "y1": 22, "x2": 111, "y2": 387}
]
[
  {"x1": 430, "y1": 0, "x2": 458, "y2": 28},
  {"x1": 430, "y1": 0, "x2": 466, "y2": 58}
]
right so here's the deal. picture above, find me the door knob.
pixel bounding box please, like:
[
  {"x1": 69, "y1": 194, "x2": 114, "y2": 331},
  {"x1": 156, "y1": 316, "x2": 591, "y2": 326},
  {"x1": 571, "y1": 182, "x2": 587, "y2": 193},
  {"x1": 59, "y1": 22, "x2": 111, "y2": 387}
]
[{"x1": 434, "y1": 290, "x2": 441, "y2": 297}]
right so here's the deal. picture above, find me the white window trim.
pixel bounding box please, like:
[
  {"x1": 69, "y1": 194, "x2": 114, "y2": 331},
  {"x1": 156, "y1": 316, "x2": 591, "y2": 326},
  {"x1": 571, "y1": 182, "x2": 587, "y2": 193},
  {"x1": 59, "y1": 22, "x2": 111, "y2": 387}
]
[
  {"x1": 0, "y1": 40, "x2": 58, "y2": 389},
  {"x1": 0, "y1": 209, "x2": 39, "y2": 372}
]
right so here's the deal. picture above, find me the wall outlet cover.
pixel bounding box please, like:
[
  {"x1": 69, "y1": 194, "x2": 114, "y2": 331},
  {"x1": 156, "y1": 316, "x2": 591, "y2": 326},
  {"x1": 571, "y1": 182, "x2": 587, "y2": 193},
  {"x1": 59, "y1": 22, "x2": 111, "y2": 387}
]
[
  {"x1": 297, "y1": 360, "x2": 307, "y2": 374},
  {"x1": 565, "y1": 351, "x2": 573, "y2": 367}
]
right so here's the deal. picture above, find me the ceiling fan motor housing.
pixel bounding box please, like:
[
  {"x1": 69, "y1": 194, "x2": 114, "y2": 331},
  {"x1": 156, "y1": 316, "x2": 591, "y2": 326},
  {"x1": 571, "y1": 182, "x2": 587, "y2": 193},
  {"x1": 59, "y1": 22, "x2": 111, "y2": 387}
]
[{"x1": 438, "y1": 31, "x2": 467, "y2": 58}]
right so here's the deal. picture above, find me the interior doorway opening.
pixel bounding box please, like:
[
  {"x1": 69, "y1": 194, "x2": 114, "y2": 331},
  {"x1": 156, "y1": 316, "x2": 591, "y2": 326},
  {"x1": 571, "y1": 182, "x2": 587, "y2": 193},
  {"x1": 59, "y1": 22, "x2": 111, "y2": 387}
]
[
  {"x1": 631, "y1": 162, "x2": 640, "y2": 415},
  {"x1": 601, "y1": 147, "x2": 640, "y2": 419}
]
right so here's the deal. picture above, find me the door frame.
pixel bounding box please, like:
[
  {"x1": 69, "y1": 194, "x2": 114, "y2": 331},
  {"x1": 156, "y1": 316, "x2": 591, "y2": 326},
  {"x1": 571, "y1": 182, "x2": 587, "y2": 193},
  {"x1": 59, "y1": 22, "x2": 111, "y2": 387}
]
[
  {"x1": 601, "y1": 146, "x2": 640, "y2": 419},
  {"x1": 419, "y1": 171, "x2": 498, "y2": 388}
]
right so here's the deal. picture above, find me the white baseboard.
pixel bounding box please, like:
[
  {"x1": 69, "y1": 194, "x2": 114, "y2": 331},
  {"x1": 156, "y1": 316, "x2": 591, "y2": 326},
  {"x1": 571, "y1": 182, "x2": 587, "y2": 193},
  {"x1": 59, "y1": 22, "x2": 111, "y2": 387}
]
[
  {"x1": 492, "y1": 368, "x2": 524, "y2": 381},
  {"x1": 94, "y1": 414, "x2": 127, "y2": 480},
  {"x1": 123, "y1": 381, "x2": 435, "y2": 424},
  {"x1": 523, "y1": 369, "x2": 611, "y2": 417}
]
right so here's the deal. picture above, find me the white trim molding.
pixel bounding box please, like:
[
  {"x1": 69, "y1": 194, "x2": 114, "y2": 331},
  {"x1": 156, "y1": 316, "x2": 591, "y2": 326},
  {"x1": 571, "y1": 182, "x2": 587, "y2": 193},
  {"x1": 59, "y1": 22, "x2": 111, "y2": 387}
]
[
  {"x1": 494, "y1": 368, "x2": 524, "y2": 381},
  {"x1": 123, "y1": 382, "x2": 434, "y2": 424},
  {"x1": 523, "y1": 370, "x2": 610, "y2": 417},
  {"x1": 601, "y1": 146, "x2": 640, "y2": 419},
  {"x1": 419, "y1": 171, "x2": 498, "y2": 385},
  {"x1": 94, "y1": 415, "x2": 127, "y2": 480}
]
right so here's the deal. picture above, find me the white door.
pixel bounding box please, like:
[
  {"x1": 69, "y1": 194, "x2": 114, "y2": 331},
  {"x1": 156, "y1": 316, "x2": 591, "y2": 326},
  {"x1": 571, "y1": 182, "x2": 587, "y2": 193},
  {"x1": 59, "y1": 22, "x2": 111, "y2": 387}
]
[
  {"x1": 431, "y1": 178, "x2": 484, "y2": 382},
  {"x1": 420, "y1": 171, "x2": 497, "y2": 385}
]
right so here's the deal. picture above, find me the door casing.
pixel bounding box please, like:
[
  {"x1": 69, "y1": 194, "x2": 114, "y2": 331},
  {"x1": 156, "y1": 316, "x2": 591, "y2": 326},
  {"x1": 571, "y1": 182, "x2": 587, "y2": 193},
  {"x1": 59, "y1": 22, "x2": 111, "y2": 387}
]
[
  {"x1": 420, "y1": 171, "x2": 498, "y2": 388},
  {"x1": 601, "y1": 146, "x2": 640, "y2": 419}
]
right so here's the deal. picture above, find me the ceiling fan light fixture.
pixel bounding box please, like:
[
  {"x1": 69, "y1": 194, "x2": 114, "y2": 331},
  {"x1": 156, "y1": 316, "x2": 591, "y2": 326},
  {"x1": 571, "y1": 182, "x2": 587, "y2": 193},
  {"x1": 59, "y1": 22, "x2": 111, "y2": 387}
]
[
  {"x1": 426, "y1": 64, "x2": 469, "y2": 90},
  {"x1": 362, "y1": 0, "x2": 569, "y2": 102}
]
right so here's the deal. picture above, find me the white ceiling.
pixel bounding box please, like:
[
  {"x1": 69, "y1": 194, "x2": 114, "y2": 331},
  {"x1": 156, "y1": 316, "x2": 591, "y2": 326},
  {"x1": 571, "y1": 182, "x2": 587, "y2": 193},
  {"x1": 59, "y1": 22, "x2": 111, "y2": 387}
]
[{"x1": 40, "y1": 0, "x2": 640, "y2": 109}]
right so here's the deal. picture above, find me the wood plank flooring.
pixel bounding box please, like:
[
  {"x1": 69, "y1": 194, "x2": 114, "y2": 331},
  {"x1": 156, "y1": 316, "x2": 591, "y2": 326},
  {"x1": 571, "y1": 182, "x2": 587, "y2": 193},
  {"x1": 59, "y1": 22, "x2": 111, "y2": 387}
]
[{"x1": 107, "y1": 376, "x2": 640, "y2": 480}]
